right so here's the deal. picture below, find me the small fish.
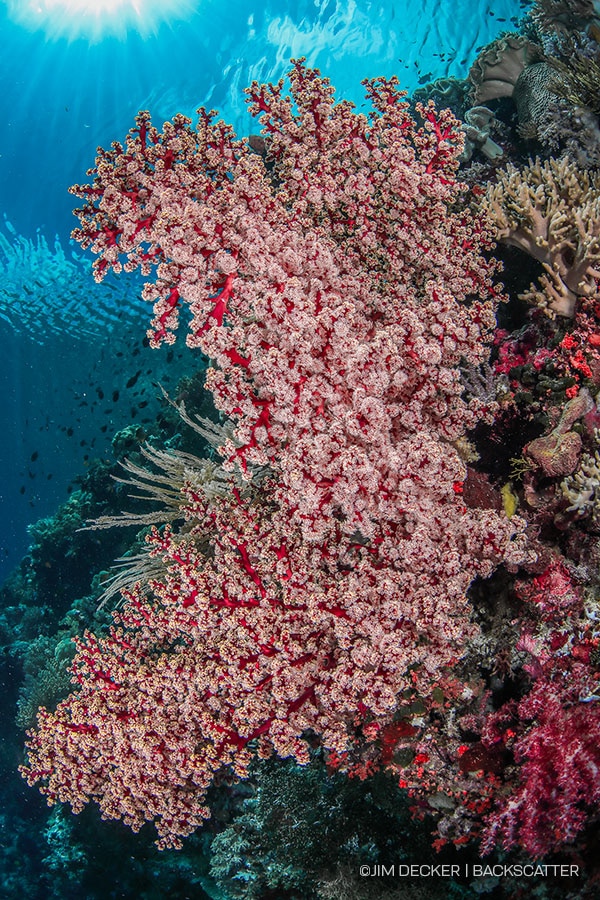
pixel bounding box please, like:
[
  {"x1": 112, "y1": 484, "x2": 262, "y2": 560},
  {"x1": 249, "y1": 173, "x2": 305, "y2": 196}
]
[
  {"x1": 30, "y1": 451, "x2": 39, "y2": 461},
  {"x1": 126, "y1": 370, "x2": 142, "y2": 389}
]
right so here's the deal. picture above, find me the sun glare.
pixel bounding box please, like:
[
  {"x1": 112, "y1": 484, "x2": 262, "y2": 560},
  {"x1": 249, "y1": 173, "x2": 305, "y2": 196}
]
[{"x1": 3, "y1": 0, "x2": 199, "y2": 40}]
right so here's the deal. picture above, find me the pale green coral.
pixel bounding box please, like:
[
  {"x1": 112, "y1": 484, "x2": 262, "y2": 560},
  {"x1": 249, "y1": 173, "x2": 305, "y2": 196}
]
[
  {"x1": 483, "y1": 157, "x2": 600, "y2": 317},
  {"x1": 561, "y1": 441, "x2": 600, "y2": 525}
]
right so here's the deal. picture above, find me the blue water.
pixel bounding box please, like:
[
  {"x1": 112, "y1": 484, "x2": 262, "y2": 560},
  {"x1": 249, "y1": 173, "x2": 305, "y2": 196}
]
[{"x1": 0, "y1": 0, "x2": 528, "y2": 579}]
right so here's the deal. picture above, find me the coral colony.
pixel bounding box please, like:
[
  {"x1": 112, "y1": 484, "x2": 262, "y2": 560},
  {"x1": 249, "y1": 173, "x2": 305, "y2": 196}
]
[{"x1": 20, "y1": 49, "x2": 600, "y2": 869}]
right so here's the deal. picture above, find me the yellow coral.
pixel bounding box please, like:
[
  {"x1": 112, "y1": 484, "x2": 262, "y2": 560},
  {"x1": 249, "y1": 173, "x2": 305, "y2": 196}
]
[{"x1": 501, "y1": 482, "x2": 519, "y2": 518}]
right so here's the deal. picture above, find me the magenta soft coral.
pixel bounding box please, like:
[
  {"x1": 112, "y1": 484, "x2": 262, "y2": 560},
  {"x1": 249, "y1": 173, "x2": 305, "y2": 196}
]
[
  {"x1": 481, "y1": 563, "x2": 600, "y2": 857},
  {"x1": 21, "y1": 62, "x2": 528, "y2": 848},
  {"x1": 482, "y1": 686, "x2": 600, "y2": 858}
]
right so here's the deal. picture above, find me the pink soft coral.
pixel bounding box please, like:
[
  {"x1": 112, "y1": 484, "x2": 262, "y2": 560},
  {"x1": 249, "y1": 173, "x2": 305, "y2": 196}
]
[{"x1": 21, "y1": 62, "x2": 527, "y2": 849}]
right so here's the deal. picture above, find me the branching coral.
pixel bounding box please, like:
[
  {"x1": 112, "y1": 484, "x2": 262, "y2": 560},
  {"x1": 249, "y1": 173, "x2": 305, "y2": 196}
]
[
  {"x1": 483, "y1": 156, "x2": 600, "y2": 316},
  {"x1": 562, "y1": 433, "x2": 600, "y2": 525}
]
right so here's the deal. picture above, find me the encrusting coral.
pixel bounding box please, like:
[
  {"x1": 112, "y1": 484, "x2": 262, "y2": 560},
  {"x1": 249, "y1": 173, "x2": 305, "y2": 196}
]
[{"x1": 524, "y1": 388, "x2": 593, "y2": 477}]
